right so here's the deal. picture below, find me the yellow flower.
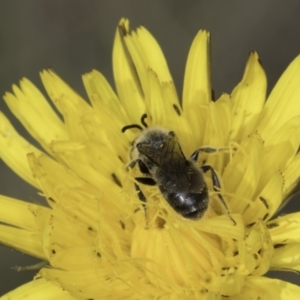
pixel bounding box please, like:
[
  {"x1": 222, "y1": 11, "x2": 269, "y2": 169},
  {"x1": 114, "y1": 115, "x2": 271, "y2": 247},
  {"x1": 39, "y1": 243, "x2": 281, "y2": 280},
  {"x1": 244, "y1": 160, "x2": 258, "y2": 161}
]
[{"x1": 1, "y1": 18, "x2": 300, "y2": 299}]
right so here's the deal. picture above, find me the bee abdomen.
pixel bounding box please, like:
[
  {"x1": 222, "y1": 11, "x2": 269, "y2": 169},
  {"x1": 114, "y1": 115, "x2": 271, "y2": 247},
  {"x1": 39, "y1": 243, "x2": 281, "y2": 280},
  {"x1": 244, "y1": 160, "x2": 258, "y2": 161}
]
[{"x1": 160, "y1": 186, "x2": 209, "y2": 220}]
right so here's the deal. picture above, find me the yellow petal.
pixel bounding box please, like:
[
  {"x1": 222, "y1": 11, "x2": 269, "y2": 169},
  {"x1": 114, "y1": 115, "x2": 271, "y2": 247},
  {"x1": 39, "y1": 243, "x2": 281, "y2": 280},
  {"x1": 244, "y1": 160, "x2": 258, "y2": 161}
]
[
  {"x1": 0, "y1": 224, "x2": 45, "y2": 259},
  {"x1": 40, "y1": 70, "x2": 90, "y2": 116},
  {"x1": 160, "y1": 82, "x2": 194, "y2": 153},
  {"x1": 219, "y1": 274, "x2": 245, "y2": 296},
  {"x1": 230, "y1": 276, "x2": 300, "y2": 300},
  {"x1": 212, "y1": 94, "x2": 232, "y2": 144},
  {"x1": 144, "y1": 69, "x2": 165, "y2": 125},
  {"x1": 0, "y1": 195, "x2": 48, "y2": 230},
  {"x1": 193, "y1": 214, "x2": 245, "y2": 242},
  {"x1": 80, "y1": 108, "x2": 130, "y2": 160},
  {"x1": 4, "y1": 78, "x2": 67, "y2": 152},
  {"x1": 161, "y1": 81, "x2": 182, "y2": 118},
  {"x1": 200, "y1": 98, "x2": 232, "y2": 171},
  {"x1": 27, "y1": 153, "x2": 127, "y2": 229},
  {"x1": 82, "y1": 69, "x2": 129, "y2": 122},
  {"x1": 42, "y1": 207, "x2": 99, "y2": 263},
  {"x1": 264, "y1": 115, "x2": 300, "y2": 151},
  {"x1": 246, "y1": 221, "x2": 274, "y2": 276},
  {"x1": 40, "y1": 70, "x2": 92, "y2": 143},
  {"x1": 113, "y1": 19, "x2": 145, "y2": 123},
  {"x1": 49, "y1": 140, "x2": 125, "y2": 191},
  {"x1": 27, "y1": 153, "x2": 99, "y2": 204},
  {"x1": 230, "y1": 52, "x2": 267, "y2": 142},
  {"x1": 124, "y1": 25, "x2": 178, "y2": 119},
  {"x1": 0, "y1": 112, "x2": 41, "y2": 188},
  {"x1": 57, "y1": 154, "x2": 122, "y2": 192},
  {"x1": 257, "y1": 55, "x2": 300, "y2": 140},
  {"x1": 41, "y1": 268, "x2": 137, "y2": 299},
  {"x1": 0, "y1": 278, "x2": 74, "y2": 300},
  {"x1": 283, "y1": 152, "x2": 300, "y2": 199},
  {"x1": 47, "y1": 246, "x2": 102, "y2": 271},
  {"x1": 268, "y1": 212, "x2": 300, "y2": 244},
  {"x1": 259, "y1": 116, "x2": 300, "y2": 194},
  {"x1": 182, "y1": 96, "x2": 212, "y2": 151},
  {"x1": 271, "y1": 243, "x2": 300, "y2": 271},
  {"x1": 128, "y1": 26, "x2": 173, "y2": 82},
  {"x1": 183, "y1": 30, "x2": 211, "y2": 110},
  {"x1": 223, "y1": 135, "x2": 264, "y2": 213},
  {"x1": 259, "y1": 150, "x2": 293, "y2": 200},
  {"x1": 203, "y1": 99, "x2": 231, "y2": 147},
  {"x1": 245, "y1": 171, "x2": 283, "y2": 224}
]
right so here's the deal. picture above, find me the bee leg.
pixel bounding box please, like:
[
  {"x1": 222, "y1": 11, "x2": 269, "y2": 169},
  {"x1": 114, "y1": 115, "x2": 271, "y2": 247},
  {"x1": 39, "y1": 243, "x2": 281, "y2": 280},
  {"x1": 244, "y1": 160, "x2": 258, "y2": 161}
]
[
  {"x1": 126, "y1": 159, "x2": 153, "y2": 228},
  {"x1": 135, "y1": 177, "x2": 156, "y2": 186},
  {"x1": 134, "y1": 177, "x2": 156, "y2": 206},
  {"x1": 134, "y1": 182, "x2": 147, "y2": 203},
  {"x1": 190, "y1": 146, "x2": 232, "y2": 161},
  {"x1": 134, "y1": 182, "x2": 149, "y2": 229},
  {"x1": 137, "y1": 160, "x2": 151, "y2": 175},
  {"x1": 134, "y1": 177, "x2": 157, "y2": 229},
  {"x1": 201, "y1": 165, "x2": 236, "y2": 226},
  {"x1": 126, "y1": 159, "x2": 139, "y2": 171},
  {"x1": 126, "y1": 159, "x2": 152, "y2": 176}
]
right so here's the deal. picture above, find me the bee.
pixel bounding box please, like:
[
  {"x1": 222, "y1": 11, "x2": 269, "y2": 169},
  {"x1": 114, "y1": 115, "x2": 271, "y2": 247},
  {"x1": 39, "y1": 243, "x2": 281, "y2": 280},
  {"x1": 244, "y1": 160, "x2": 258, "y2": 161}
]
[{"x1": 122, "y1": 114, "x2": 235, "y2": 224}]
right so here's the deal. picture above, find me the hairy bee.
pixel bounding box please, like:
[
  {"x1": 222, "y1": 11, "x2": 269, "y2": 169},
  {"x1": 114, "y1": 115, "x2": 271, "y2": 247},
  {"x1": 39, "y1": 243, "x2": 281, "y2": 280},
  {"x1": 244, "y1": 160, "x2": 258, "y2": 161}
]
[{"x1": 122, "y1": 114, "x2": 234, "y2": 223}]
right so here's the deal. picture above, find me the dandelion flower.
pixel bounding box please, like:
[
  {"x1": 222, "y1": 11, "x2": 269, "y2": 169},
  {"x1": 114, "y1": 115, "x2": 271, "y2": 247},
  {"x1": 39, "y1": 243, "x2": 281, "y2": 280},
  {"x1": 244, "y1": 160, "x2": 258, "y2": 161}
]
[{"x1": 1, "y1": 18, "x2": 300, "y2": 299}]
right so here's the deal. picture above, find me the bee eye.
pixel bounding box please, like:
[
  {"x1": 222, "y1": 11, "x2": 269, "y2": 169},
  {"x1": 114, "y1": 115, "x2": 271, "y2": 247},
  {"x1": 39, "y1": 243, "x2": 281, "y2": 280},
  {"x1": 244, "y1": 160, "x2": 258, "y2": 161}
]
[{"x1": 168, "y1": 131, "x2": 175, "y2": 137}]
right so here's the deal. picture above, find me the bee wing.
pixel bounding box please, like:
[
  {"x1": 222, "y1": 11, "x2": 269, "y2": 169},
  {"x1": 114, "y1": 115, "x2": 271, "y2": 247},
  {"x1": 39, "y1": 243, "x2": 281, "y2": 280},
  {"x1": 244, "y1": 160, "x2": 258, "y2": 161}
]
[
  {"x1": 139, "y1": 134, "x2": 203, "y2": 193},
  {"x1": 161, "y1": 138, "x2": 205, "y2": 193},
  {"x1": 161, "y1": 136, "x2": 186, "y2": 166},
  {"x1": 139, "y1": 133, "x2": 186, "y2": 167}
]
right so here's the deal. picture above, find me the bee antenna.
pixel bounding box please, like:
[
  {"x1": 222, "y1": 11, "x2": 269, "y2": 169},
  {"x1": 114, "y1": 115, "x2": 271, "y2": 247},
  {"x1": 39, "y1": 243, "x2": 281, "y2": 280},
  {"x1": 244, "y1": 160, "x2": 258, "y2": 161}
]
[
  {"x1": 121, "y1": 124, "x2": 143, "y2": 133},
  {"x1": 121, "y1": 114, "x2": 148, "y2": 133},
  {"x1": 141, "y1": 114, "x2": 148, "y2": 128}
]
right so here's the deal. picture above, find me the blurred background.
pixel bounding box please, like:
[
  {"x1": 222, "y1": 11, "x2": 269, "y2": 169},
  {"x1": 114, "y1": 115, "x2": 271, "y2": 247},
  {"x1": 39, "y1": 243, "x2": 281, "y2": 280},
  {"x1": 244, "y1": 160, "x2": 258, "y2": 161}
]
[{"x1": 1, "y1": 0, "x2": 300, "y2": 295}]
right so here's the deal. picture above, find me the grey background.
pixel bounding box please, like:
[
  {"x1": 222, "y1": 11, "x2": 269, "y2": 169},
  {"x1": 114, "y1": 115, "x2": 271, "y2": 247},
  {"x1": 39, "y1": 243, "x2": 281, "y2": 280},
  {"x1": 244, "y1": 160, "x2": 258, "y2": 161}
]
[{"x1": 1, "y1": 0, "x2": 300, "y2": 296}]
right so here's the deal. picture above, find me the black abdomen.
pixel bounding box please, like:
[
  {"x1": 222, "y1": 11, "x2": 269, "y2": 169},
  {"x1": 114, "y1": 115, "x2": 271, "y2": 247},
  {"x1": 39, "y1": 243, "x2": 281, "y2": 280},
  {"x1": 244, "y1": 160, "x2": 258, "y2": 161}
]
[{"x1": 159, "y1": 185, "x2": 209, "y2": 219}]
